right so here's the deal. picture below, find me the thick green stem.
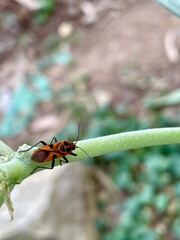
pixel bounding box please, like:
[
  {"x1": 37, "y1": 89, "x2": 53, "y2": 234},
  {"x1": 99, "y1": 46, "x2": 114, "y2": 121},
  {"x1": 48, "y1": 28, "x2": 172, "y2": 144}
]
[
  {"x1": 73, "y1": 127, "x2": 180, "y2": 160},
  {"x1": 1, "y1": 127, "x2": 180, "y2": 218},
  {"x1": 1, "y1": 127, "x2": 180, "y2": 179}
]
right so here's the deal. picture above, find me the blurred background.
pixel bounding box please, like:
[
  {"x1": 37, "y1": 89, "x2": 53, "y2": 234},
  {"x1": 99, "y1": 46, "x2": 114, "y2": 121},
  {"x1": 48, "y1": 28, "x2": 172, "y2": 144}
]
[{"x1": 1, "y1": 0, "x2": 180, "y2": 239}]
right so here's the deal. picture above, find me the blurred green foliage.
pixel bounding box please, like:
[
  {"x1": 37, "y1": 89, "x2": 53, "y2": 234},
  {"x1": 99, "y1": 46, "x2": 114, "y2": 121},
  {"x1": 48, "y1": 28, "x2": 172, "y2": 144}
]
[
  {"x1": 33, "y1": 0, "x2": 56, "y2": 24},
  {"x1": 81, "y1": 104, "x2": 180, "y2": 240},
  {"x1": 54, "y1": 86, "x2": 180, "y2": 240}
]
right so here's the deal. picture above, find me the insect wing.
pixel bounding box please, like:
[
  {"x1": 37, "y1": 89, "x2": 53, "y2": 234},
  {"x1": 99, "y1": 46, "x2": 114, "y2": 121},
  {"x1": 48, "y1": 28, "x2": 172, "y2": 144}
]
[{"x1": 31, "y1": 149, "x2": 50, "y2": 163}]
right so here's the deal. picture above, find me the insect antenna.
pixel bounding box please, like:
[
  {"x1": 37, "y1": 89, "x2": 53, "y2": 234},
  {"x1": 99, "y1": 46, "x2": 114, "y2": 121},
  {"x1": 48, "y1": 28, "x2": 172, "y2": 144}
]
[{"x1": 76, "y1": 146, "x2": 92, "y2": 162}]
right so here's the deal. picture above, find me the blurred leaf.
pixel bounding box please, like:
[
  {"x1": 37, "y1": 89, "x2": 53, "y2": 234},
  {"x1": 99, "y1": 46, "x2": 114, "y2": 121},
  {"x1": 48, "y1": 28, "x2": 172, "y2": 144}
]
[
  {"x1": 172, "y1": 218, "x2": 180, "y2": 238},
  {"x1": 153, "y1": 193, "x2": 168, "y2": 212},
  {"x1": 138, "y1": 185, "x2": 154, "y2": 204},
  {"x1": 145, "y1": 89, "x2": 180, "y2": 109},
  {"x1": 133, "y1": 227, "x2": 157, "y2": 240},
  {"x1": 174, "y1": 183, "x2": 180, "y2": 196},
  {"x1": 33, "y1": 0, "x2": 56, "y2": 24},
  {"x1": 156, "y1": 0, "x2": 180, "y2": 17},
  {"x1": 95, "y1": 218, "x2": 108, "y2": 232},
  {"x1": 116, "y1": 171, "x2": 133, "y2": 189},
  {"x1": 37, "y1": 52, "x2": 73, "y2": 68}
]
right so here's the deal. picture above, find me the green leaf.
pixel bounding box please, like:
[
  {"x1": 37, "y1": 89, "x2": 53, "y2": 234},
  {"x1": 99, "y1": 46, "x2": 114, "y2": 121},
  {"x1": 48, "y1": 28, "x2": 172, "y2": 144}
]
[
  {"x1": 145, "y1": 89, "x2": 180, "y2": 109},
  {"x1": 156, "y1": 0, "x2": 180, "y2": 17},
  {"x1": 172, "y1": 218, "x2": 180, "y2": 238},
  {"x1": 153, "y1": 193, "x2": 168, "y2": 212}
]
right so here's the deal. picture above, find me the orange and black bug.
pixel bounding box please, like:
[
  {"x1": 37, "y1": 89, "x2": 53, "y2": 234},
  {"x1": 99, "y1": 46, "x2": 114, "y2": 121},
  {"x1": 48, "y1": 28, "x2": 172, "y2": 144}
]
[
  {"x1": 20, "y1": 137, "x2": 78, "y2": 174},
  {"x1": 20, "y1": 126, "x2": 90, "y2": 174}
]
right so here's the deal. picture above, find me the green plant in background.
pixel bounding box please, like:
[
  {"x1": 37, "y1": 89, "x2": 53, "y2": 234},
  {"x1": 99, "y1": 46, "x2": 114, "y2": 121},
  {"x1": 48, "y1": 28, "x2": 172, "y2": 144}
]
[
  {"x1": 88, "y1": 105, "x2": 180, "y2": 240},
  {"x1": 33, "y1": 0, "x2": 56, "y2": 24}
]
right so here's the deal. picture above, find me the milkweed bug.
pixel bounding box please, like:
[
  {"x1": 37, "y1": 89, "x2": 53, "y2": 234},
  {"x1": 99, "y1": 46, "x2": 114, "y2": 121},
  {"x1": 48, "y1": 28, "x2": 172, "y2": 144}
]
[{"x1": 20, "y1": 126, "x2": 90, "y2": 174}]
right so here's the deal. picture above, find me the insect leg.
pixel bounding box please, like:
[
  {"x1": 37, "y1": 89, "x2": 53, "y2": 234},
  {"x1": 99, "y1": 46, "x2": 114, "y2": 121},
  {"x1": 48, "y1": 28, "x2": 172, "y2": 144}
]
[
  {"x1": 19, "y1": 141, "x2": 47, "y2": 152},
  {"x1": 31, "y1": 159, "x2": 55, "y2": 174},
  {"x1": 59, "y1": 152, "x2": 77, "y2": 166},
  {"x1": 70, "y1": 152, "x2": 77, "y2": 156},
  {"x1": 50, "y1": 137, "x2": 58, "y2": 144},
  {"x1": 60, "y1": 156, "x2": 69, "y2": 166}
]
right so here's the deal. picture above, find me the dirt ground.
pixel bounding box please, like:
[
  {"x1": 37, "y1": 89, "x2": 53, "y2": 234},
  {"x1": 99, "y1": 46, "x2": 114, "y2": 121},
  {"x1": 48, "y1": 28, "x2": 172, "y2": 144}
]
[
  {"x1": 0, "y1": 0, "x2": 180, "y2": 147},
  {"x1": 72, "y1": 0, "x2": 180, "y2": 110}
]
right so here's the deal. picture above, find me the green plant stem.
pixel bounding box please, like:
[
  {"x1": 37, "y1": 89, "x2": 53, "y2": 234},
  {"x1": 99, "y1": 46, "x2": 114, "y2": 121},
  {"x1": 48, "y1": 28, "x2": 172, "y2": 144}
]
[
  {"x1": 74, "y1": 127, "x2": 180, "y2": 160},
  {"x1": 1, "y1": 127, "x2": 180, "y2": 212}
]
